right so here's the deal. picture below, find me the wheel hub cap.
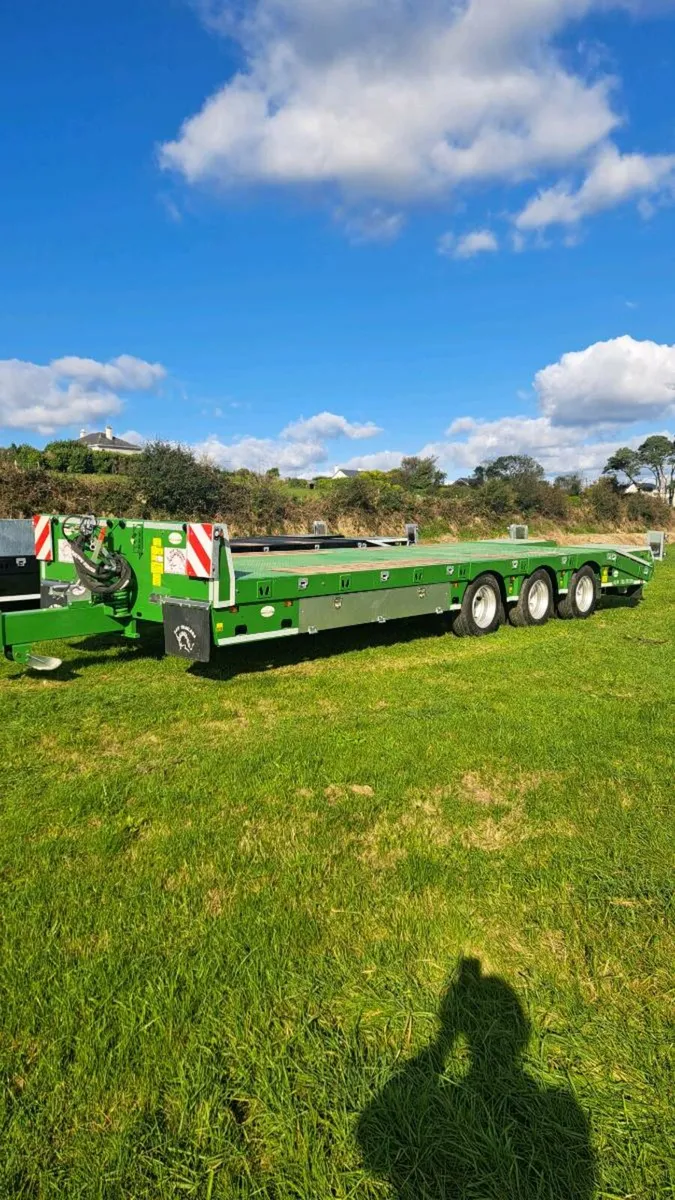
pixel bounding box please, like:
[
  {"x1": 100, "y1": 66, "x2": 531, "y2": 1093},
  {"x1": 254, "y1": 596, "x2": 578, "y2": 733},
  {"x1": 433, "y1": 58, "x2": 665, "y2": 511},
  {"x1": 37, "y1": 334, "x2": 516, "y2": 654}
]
[
  {"x1": 472, "y1": 584, "x2": 498, "y2": 629},
  {"x1": 527, "y1": 579, "x2": 549, "y2": 620},
  {"x1": 576, "y1": 576, "x2": 595, "y2": 612}
]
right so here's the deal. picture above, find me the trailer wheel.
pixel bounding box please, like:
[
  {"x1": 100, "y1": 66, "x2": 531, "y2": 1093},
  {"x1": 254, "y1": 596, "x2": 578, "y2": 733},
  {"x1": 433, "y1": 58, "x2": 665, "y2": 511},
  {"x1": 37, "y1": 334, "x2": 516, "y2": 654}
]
[
  {"x1": 557, "y1": 565, "x2": 599, "y2": 620},
  {"x1": 454, "y1": 574, "x2": 502, "y2": 637},
  {"x1": 508, "y1": 569, "x2": 553, "y2": 628}
]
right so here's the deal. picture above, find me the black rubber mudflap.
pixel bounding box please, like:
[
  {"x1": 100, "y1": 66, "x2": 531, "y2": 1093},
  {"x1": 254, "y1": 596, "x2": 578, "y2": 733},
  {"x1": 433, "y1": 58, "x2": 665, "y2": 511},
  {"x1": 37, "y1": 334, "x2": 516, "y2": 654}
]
[{"x1": 163, "y1": 600, "x2": 212, "y2": 662}]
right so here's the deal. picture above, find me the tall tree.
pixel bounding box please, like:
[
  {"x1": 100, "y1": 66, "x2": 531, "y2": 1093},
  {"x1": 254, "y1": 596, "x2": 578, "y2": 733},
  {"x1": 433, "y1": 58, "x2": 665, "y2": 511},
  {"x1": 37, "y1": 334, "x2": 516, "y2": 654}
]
[
  {"x1": 637, "y1": 435, "x2": 675, "y2": 503},
  {"x1": 554, "y1": 472, "x2": 584, "y2": 496},
  {"x1": 603, "y1": 447, "x2": 643, "y2": 489},
  {"x1": 483, "y1": 455, "x2": 545, "y2": 482},
  {"x1": 395, "y1": 456, "x2": 446, "y2": 492}
]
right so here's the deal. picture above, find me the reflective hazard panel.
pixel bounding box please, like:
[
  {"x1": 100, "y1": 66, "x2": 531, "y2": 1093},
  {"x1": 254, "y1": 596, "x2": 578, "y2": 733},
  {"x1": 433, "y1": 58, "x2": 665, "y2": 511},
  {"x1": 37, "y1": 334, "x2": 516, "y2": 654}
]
[
  {"x1": 187, "y1": 524, "x2": 214, "y2": 579},
  {"x1": 33, "y1": 515, "x2": 53, "y2": 562}
]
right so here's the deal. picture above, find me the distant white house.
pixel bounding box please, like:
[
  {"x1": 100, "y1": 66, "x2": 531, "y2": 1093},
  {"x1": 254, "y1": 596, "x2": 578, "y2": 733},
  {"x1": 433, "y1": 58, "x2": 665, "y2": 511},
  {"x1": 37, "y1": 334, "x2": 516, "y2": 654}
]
[
  {"x1": 78, "y1": 426, "x2": 142, "y2": 456},
  {"x1": 620, "y1": 481, "x2": 675, "y2": 507},
  {"x1": 621, "y1": 482, "x2": 657, "y2": 495},
  {"x1": 332, "y1": 467, "x2": 364, "y2": 480}
]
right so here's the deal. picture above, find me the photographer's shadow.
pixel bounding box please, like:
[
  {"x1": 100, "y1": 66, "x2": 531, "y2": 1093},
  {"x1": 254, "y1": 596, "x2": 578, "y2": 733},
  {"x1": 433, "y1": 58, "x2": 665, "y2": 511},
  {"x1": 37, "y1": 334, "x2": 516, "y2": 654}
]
[{"x1": 357, "y1": 958, "x2": 595, "y2": 1199}]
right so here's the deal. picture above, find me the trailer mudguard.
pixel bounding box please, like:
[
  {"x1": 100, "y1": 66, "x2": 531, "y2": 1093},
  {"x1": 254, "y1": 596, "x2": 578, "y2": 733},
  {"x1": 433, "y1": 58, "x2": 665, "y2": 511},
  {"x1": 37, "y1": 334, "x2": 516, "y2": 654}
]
[{"x1": 163, "y1": 599, "x2": 212, "y2": 662}]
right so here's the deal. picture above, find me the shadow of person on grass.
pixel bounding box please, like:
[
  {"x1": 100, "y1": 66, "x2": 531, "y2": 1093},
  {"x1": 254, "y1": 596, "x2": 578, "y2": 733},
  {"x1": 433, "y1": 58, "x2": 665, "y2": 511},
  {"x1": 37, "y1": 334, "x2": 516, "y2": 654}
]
[{"x1": 357, "y1": 958, "x2": 595, "y2": 1200}]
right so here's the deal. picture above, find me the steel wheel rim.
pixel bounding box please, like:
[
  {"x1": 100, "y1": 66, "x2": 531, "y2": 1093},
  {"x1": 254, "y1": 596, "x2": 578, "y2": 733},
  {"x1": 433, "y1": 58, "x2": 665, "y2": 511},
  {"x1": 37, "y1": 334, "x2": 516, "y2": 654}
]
[
  {"x1": 472, "y1": 584, "x2": 498, "y2": 629},
  {"x1": 575, "y1": 575, "x2": 595, "y2": 612},
  {"x1": 527, "y1": 579, "x2": 549, "y2": 621}
]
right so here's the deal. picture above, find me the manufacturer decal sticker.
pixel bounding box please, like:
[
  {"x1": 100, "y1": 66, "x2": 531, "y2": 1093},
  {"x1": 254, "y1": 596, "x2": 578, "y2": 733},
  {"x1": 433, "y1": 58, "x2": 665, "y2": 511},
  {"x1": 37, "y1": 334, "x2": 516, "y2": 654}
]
[
  {"x1": 168, "y1": 532, "x2": 183, "y2": 546},
  {"x1": 164, "y1": 547, "x2": 187, "y2": 575},
  {"x1": 58, "y1": 539, "x2": 74, "y2": 564},
  {"x1": 174, "y1": 624, "x2": 197, "y2": 654}
]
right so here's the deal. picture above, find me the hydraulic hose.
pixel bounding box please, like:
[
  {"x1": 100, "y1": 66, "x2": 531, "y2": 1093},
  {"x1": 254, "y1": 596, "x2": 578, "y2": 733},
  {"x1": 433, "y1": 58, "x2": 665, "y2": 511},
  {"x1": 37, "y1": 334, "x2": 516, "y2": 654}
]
[{"x1": 69, "y1": 535, "x2": 133, "y2": 596}]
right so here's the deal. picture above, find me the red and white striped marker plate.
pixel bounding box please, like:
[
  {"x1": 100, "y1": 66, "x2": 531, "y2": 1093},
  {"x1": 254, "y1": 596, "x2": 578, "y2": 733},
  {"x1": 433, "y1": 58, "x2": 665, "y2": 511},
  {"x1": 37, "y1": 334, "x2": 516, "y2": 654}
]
[
  {"x1": 187, "y1": 523, "x2": 214, "y2": 579},
  {"x1": 33, "y1": 514, "x2": 54, "y2": 562}
]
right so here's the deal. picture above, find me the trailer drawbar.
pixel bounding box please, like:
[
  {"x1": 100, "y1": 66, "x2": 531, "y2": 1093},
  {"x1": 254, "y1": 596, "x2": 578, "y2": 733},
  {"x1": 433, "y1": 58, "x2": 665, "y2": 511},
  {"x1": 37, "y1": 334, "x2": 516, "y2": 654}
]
[{"x1": 0, "y1": 514, "x2": 656, "y2": 672}]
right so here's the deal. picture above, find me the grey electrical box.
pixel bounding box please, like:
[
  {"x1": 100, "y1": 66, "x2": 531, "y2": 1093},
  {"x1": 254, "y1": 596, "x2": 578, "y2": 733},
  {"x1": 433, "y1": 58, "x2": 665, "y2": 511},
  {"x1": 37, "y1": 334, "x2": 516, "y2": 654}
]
[
  {"x1": 312, "y1": 521, "x2": 328, "y2": 537},
  {"x1": 647, "y1": 530, "x2": 666, "y2": 561},
  {"x1": 405, "y1": 523, "x2": 420, "y2": 545},
  {"x1": 508, "y1": 524, "x2": 529, "y2": 540}
]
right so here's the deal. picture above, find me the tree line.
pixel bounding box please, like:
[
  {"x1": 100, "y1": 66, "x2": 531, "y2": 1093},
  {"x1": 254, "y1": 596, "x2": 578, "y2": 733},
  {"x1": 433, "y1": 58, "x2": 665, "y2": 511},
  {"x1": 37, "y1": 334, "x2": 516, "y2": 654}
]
[{"x1": 0, "y1": 439, "x2": 672, "y2": 533}]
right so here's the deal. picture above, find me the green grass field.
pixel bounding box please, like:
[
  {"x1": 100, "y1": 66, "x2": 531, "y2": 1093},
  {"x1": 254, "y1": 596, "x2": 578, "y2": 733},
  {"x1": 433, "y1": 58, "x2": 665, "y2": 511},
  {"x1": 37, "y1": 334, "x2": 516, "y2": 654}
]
[{"x1": 1, "y1": 556, "x2": 673, "y2": 1199}]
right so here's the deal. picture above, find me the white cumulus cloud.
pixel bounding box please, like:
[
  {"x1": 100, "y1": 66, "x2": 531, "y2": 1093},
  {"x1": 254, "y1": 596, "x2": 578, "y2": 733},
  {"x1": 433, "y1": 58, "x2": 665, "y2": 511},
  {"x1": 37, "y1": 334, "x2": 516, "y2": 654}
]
[
  {"x1": 161, "y1": 0, "x2": 675, "y2": 242},
  {"x1": 535, "y1": 335, "x2": 675, "y2": 425},
  {"x1": 50, "y1": 354, "x2": 166, "y2": 392},
  {"x1": 422, "y1": 418, "x2": 640, "y2": 478},
  {"x1": 423, "y1": 334, "x2": 675, "y2": 477},
  {"x1": 195, "y1": 433, "x2": 326, "y2": 473},
  {"x1": 282, "y1": 411, "x2": 382, "y2": 440},
  {"x1": 161, "y1": 0, "x2": 629, "y2": 203},
  {"x1": 195, "y1": 408, "x2": 382, "y2": 474},
  {"x1": 439, "y1": 229, "x2": 499, "y2": 258},
  {"x1": 0, "y1": 355, "x2": 166, "y2": 436},
  {"x1": 516, "y1": 145, "x2": 675, "y2": 229},
  {"x1": 338, "y1": 450, "x2": 405, "y2": 472}
]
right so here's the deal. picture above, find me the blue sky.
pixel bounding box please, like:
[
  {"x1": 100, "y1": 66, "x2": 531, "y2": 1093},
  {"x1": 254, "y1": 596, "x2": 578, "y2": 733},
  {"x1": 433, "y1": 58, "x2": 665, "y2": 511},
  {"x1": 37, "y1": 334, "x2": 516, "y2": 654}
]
[{"x1": 1, "y1": 0, "x2": 675, "y2": 478}]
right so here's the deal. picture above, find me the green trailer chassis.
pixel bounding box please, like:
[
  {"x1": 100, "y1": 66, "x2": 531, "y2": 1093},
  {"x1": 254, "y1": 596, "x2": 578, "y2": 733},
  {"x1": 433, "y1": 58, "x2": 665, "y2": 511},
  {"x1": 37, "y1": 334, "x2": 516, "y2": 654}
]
[{"x1": 1, "y1": 515, "x2": 655, "y2": 671}]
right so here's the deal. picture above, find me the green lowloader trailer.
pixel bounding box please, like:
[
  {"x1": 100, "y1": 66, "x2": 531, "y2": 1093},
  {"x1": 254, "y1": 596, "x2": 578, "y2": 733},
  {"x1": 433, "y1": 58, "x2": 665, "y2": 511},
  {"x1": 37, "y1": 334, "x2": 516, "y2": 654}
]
[{"x1": 0, "y1": 513, "x2": 656, "y2": 672}]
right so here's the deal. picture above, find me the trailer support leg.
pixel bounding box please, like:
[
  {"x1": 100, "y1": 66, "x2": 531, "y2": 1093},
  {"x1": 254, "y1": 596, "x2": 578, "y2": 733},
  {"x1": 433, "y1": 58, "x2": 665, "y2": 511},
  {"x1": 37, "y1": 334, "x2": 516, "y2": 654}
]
[{"x1": 6, "y1": 644, "x2": 63, "y2": 672}]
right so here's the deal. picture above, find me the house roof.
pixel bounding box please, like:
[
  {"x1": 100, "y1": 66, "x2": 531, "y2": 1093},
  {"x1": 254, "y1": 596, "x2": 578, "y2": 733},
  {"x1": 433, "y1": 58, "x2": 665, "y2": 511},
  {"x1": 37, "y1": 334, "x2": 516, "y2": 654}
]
[
  {"x1": 79, "y1": 432, "x2": 141, "y2": 451},
  {"x1": 335, "y1": 468, "x2": 362, "y2": 478}
]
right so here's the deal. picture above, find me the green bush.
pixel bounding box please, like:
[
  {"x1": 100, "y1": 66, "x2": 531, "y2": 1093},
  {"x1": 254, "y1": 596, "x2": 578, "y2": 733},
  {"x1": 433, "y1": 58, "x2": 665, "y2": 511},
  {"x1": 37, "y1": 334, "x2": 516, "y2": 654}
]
[
  {"x1": 0, "y1": 465, "x2": 55, "y2": 517},
  {"x1": 624, "y1": 491, "x2": 672, "y2": 527},
  {"x1": 534, "y1": 483, "x2": 570, "y2": 521},
  {"x1": 8, "y1": 443, "x2": 45, "y2": 470},
  {"x1": 130, "y1": 442, "x2": 222, "y2": 519},
  {"x1": 43, "y1": 440, "x2": 95, "y2": 474},
  {"x1": 585, "y1": 478, "x2": 623, "y2": 525},
  {"x1": 252, "y1": 477, "x2": 301, "y2": 532},
  {"x1": 477, "y1": 479, "x2": 517, "y2": 517},
  {"x1": 90, "y1": 450, "x2": 133, "y2": 475}
]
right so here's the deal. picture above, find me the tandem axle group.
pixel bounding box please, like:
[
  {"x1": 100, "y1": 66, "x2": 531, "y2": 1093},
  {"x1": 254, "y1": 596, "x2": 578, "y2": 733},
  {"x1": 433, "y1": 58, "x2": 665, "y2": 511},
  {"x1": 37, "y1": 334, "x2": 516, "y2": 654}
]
[{"x1": 0, "y1": 514, "x2": 656, "y2": 672}]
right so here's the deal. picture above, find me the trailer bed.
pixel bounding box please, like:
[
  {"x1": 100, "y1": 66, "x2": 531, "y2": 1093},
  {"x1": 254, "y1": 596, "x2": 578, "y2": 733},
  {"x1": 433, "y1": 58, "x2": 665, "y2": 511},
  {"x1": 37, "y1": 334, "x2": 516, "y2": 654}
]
[
  {"x1": 0, "y1": 517, "x2": 656, "y2": 672},
  {"x1": 235, "y1": 540, "x2": 568, "y2": 578}
]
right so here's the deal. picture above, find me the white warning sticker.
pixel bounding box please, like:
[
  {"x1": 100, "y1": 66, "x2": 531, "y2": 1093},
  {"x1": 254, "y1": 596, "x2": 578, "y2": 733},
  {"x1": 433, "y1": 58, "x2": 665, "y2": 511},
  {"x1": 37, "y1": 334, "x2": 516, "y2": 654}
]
[
  {"x1": 58, "y1": 539, "x2": 74, "y2": 564},
  {"x1": 164, "y1": 547, "x2": 187, "y2": 576}
]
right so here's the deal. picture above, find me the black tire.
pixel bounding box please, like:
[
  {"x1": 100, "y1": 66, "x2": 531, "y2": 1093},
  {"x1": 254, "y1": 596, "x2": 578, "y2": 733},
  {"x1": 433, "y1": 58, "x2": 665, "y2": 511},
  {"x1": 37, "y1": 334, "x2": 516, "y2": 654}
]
[
  {"x1": 508, "y1": 568, "x2": 553, "y2": 628},
  {"x1": 454, "y1": 574, "x2": 503, "y2": 638},
  {"x1": 557, "y1": 565, "x2": 599, "y2": 620}
]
